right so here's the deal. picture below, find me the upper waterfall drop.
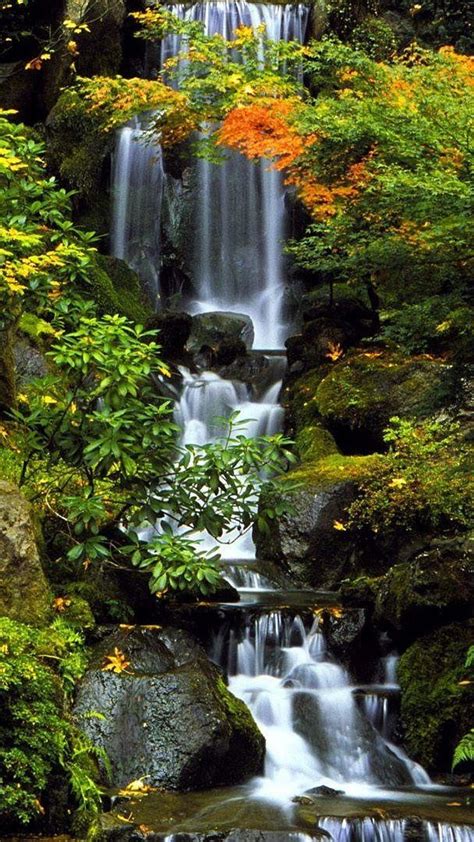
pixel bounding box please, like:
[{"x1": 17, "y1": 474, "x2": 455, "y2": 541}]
[
  {"x1": 111, "y1": 2, "x2": 309, "y2": 348},
  {"x1": 162, "y1": 2, "x2": 309, "y2": 350},
  {"x1": 111, "y1": 118, "x2": 164, "y2": 307}
]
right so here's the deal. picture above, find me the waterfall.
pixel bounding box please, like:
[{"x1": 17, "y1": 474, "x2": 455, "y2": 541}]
[
  {"x1": 161, "y1": 2, "x2": 309, "y2": 349},
  {"x1": 112, "y1": 3, "x2": 308, "y2": 345},
  {"x1": 173, "y1": 360, "x2": 285, "y2": 559},
  {"x1": 109, "y1": 5, "x2": 472, "y2": 841},
  {"x1": 215, "y1": 612, "x2": 430, "y2": 802},
  {"x1": 111, "y1": 118, "x2": 164, "y2": 306}
]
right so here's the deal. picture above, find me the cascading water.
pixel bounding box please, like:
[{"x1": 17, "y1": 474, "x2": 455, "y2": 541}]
[
  {"x1": 217, "y1": 613, "x2": 429, "y2": 798},
  {"x1": 111, "y1": 118, "x2": 164, "y2": 306},
  {"x1": 112, "y1": 3, "x2": 308, "y2": 347},
  {"x1": 173, "y1": 358, "x2": 285, "y2": 559},
  {"x1": 110, "y1": 4, "x2": 473, "y2": 840},
  {"x1": 161, "y1": 3, "x2": 309, "y2": 348}
]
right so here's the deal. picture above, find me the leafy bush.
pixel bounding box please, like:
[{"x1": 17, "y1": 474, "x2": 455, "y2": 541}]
[
  {"x1": 0, "y1": 617, "x2": 102, "y2": 831},
  {"x1": 350, "y1": 17, "x2": 397, "y2": 60},
  {"x1": 378, "y1": 296, "x2": 473, "y2": 355},
  {"x1": 14, "y1": 315, "x2": 296, "y2": 597},
  {"x1": 347, "y1": 416, "x2": 472, "y2": 533}
]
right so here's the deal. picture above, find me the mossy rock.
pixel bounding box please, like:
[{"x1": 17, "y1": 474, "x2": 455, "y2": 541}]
[
  {"x1": 373, "y1": 533, "x2": 474, "y2": 640},
  {"x1": 46, "y1": 89, "x2": 113, "y2": 233},
  {"x1": 295, "y1": 422, "x2": 339, "y2": 464},
  {"x1": 0, "y1": 481, "x2": 52, "y2": 626},
  {"x1": 85, "y1": 254, "x2": 151, "y2": 323},
  {"x1": 283, "y1": 367, "x2": 329, "y2": 431},
  {"x1": 315, "y1": 352, "x2": 451, "y2": 450},
  {"x1": 255, "y1": 453, "x2": 382, "y2": 588},
  {"x1": 74, "y1": 626, "x2": 265, "y2": 789},
  {"x1": 0, "y1": 328, "x2": 15, "y2": 417},
  {"x1": 398, "y1": 620, "x2": 474, "y2": 773}
]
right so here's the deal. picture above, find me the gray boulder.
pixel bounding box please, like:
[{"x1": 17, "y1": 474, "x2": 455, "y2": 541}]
[
  {"x1": 255, "y1": 480, "x2": 358, "y2": 589},
  {"x1": 188, "y1": 312, "x2": 254, "y2": 352},
  {"x1": 74, "y1": 626, "x2": 264, "y2": 789}
]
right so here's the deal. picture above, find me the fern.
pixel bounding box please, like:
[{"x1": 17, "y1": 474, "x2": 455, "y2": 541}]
[
  {"x1": 452, "y1": 728, "x2": 474, "y2": 769},
  {"x1": 465, "y1": 646, "x2": 474, "y2": 668}
]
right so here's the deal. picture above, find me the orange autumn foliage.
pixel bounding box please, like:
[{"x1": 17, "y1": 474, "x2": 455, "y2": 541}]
[
  {"x1": 218, "y1": 100, "x2": 307, "y2": 170},
  {"x1": 218, "y1": 101, "x2": 372, "y2": 219}
]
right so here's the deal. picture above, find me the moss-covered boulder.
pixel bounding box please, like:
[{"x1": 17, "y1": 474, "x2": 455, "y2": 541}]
[
  {"x1": 373, "y1": 533, "x2": 474, "y2": 641},
  {"x1": 188, "y1": 312, "x2": 255, "y2": 353},
  {"x1": 398, "y1": 620, "x2": 474, "y2": 773},
  {"x1": 74, "y1": 626, "x2": 265, "y2": 789},
  {"x1": 315, "y1": 352, "x2": 450, "y2": 451},
  {"x1": 255, "y1": 452, "x2": 382, "y2": 589},
  {"x1": 46, "y1": 89, "x2": 113, "y2": 235},
  {"x1": 87, "y1": 254, "x2": 151, "y2": 322},
  {"x1": 0, "y1": 481, "x2": 52, "y2": 626},
  {"x1": 0, "y1": 328, "x2": 15, "y2": 416}
]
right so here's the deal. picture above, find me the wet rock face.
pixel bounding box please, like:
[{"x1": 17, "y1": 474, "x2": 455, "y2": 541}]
[
  {"x1": 74, "y1": 626, "x2": 265, "y2": 790},
  {"x1": 398, "y1": 619, "x2": 474, "y2": 773},
  {"x1": 373, "y1": 533, "x2": 474, "y2": 641},
  {"x1": 0, "y1": 481, "x2": 51, "y2": 626},
  {"x1": 188, "y1": 312, "x2": 255, "y2": 353},
  {"x1": 255, "y1": 481, "x2": 358, "y2": 589},
  {"x1": 145, "y1": 311, "x2": 193, "y2": 359}
]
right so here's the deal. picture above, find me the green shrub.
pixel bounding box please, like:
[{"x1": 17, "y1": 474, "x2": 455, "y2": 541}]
[
  {"x1": 350, "y1": 16, "x2": 397, "y2": 60},
  {"x1": 379, "y1": 297, "x2": 473, "y2": 356},
  {"x1": 347, "y1": 416, "x2": 473, "y2": 534},
  {"x1": 0, "y1": 617, "x2": 102, "y2": 831}
]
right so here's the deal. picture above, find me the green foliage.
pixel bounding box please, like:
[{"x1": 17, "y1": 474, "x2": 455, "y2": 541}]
[
  {"x1": 347, "y1": 416, "x2": 472, "y2": 533},
  {"x1": 14, "y1": 316, "x2": 296, "y2": 597},
  {"x1": 290, "y1": 41, "x2": 474, "y2": 314},
  {"x1": 452, "y1": 646, "x2": 474, "y2": 769},
  {"x1": 350, "y1": 16, "x2": 397, "y2": 60},
  {"x1": 452, "y1": 730, "x2": 474, "y2": 769},
  {"x1": 0, "y1": 617, "x2": 102, "y2": 830},
  {"x1": 378, "y1": 296, "x2": 473, "y2": 355}
]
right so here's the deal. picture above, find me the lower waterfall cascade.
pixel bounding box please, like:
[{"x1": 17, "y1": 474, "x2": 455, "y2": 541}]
[{"x1": 108, "y1": 3, "x2": 473, "y2": 841}]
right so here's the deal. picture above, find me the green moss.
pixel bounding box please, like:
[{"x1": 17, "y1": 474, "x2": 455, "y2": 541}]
[
  {"x1": 295, "y1": 422, "x2": 339, "y2": 464},
  {"x1": 284, "y1": 367, "x2": 329, "y2": 430},
  {"x1": 0, "y1": 327, "x2": 15, "y2": 417},
  {"x1": 85, "y1": 254, "x2": 151, "y2": 323},
  {"x1": 315, "y1": 352, "x2": 449, "y2": 435},
  {"x1": 53, "y1": 595, "x2": 96, "y2": 631},
  {"x1": 0, "y1": 617, "x2": 97, "y2": 831},
  {"x1": 398, "y1": 620, "x2": 474, "y2": 773},
  {"x1": 284, "y1": 452, "x2": 382, "y2": 492},
  {"x1": 18, "y1": 313, "x2": 57, "y2": 343},
  {"x1": 0, "y1": 446, "x2": 22, "y2": 484},
  {"x1": 215, "y1": 677, "x2": 265, "y2": 780},
  {"x1": 46, "y1": 89, "x2": 112, "y2": 203}
]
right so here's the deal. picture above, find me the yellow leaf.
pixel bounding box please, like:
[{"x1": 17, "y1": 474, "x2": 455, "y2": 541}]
[
  {"x1": 333, "y1": 520, "x2": 347, "y2": 531},
  {"x1": 389, "y1": 477, "x2": 407, "y2": 488},
  {"x1": 102, "y1": 647, "x2": 131, "y2": 674},
  {"x1": 325, "y1": 342, "x2": 344, "y2": 362},
  {"x1": 53, "y1": 596, "x2": 71, "y2": 613},
  {"x1": 118, "y1": 777, "x2": 156, "y2": 797}
]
